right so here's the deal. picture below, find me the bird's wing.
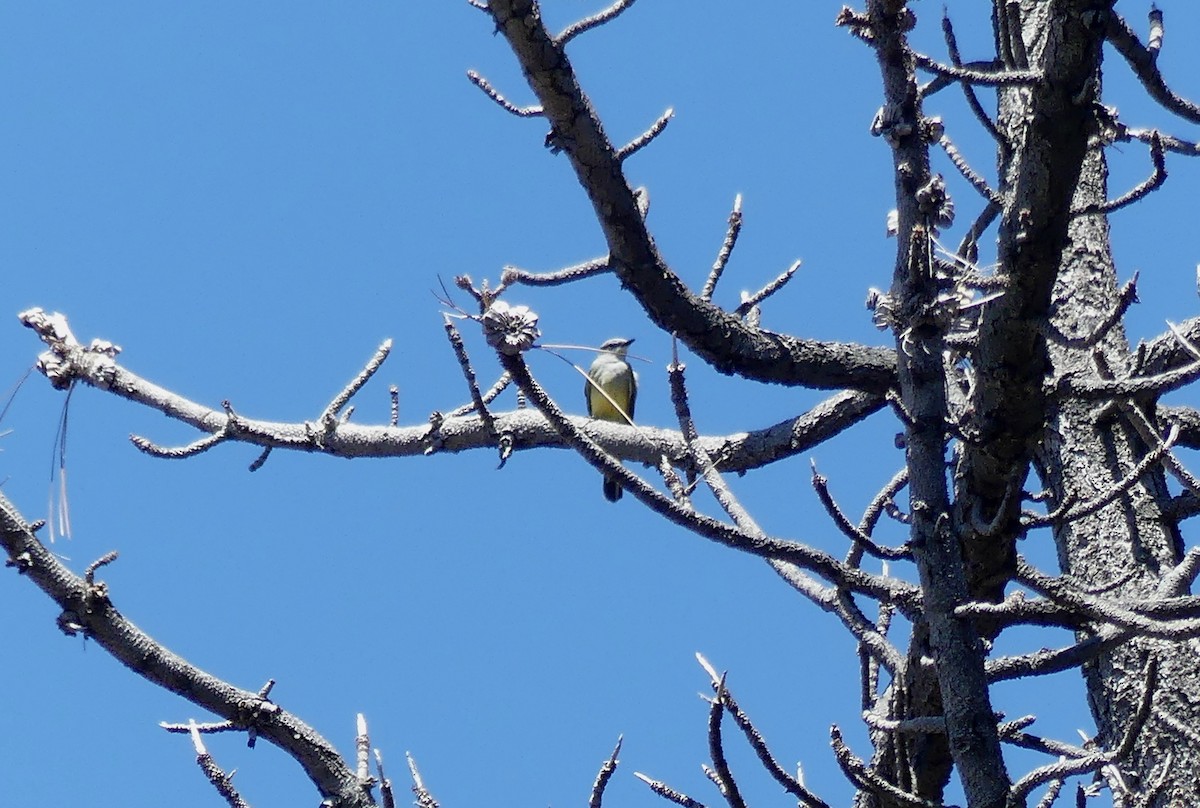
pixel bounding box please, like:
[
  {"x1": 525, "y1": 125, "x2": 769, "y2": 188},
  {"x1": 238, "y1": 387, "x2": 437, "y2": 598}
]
[{"x1": 627, "y1": 367, "x2": 637, "y2": 420}]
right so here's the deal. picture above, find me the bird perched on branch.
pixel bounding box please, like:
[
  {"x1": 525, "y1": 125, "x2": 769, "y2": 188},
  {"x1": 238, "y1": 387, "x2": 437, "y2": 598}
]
[{"x1": 584, "y1": 337, "x2": 637, "y2": 502}]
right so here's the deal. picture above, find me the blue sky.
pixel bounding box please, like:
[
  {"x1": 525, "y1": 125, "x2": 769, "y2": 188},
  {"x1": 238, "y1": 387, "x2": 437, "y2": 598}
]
[{"x1": 3, "y1": 2, "x2": 1200, "y2": 806}]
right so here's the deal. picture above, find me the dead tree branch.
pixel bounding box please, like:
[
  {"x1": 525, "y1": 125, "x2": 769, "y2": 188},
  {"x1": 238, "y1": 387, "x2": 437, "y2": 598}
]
[
  {"x1": 1106, "y1": 12, "x2": 1200, "y2": 125},
  {"x1": 485, "y1": 0, "x2": 899, "y2": 392},
  {"x1": 0, "y1": 492, "x2": 373, "y2": 807}
]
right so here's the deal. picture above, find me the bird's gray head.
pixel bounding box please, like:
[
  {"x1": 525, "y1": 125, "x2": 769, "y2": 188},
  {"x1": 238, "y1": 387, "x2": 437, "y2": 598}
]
[{"x1": 600, "y1": 337, "x2": 634, "y2": 358}]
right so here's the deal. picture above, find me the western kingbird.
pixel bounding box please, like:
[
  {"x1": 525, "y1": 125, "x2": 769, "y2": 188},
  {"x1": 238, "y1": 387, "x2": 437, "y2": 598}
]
[{"x1": 585, "y1": 337, "x2": 637, "y2": 502}]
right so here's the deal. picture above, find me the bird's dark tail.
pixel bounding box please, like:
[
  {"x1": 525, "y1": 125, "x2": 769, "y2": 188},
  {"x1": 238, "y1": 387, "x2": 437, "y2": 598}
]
[{"x1": 603, "y1": 475, "x2": 622, "y2": 502}]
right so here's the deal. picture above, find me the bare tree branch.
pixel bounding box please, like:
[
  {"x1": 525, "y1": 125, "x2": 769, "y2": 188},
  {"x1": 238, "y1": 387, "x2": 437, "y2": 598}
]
[
  {"x1": 500, "y1": 256, "x2": 610, "y2": 287},
  {"x1": 407, "y1": 753, "x2": 439, "y2": 808},
  {"x1": 634, "y1": 772, "x2": 708, "y2": 808},
  {"x1": 830, "y1": 725, "x2": 940, "y2": 807},
  {"x1": 938, "y1": 132, "x2": 1002, "y2": 204},
  {"x1": 701, "y1": 195, "x2": 743, "y2": 303},
  {"x1": 466, "y1": 69, "x2": 543, "y2": 117},
  {"x1": 1135, "y1": 316, "x2": 1200, "y2": 376},
  {"x1": 494, "y1": 343, "x2": 924, "y2": 614},
  {"x1": 696, "y1": 655, "x2": 831, "y2": 808},
  {"x1": 940, "y1": 13, "x2": 1005, "y2": 148},
  {"x1": 616, "y1": 107, "x2": 673, "y2": 162},
  {"x1": 1073, "y1": 132, "x2": 1166, "y2": 215},
  {"x1": 0, "y1": 492, "x2": 373, "y2": 807},
  {"x1": 588, "y1": 736, "x2": 622, "y2": 808},
  {"x1": 484, "y1": 0, "x2": 899, "y2": 393},
  {"x1": 912, "y1": 53, "x2": 1040, "y2": 86},
  {"x1": 188, "y1": 720, "x2": 251, "y2": 808},
  {"x1": 16, "y1": 309, "x2": 887, "y2": 476},
  {"x1": 811, "y1": 463, "x2": 912, "y2": 561},
  {"x1": 1106, "y1": 12, "x2": 1200, "y2": 125},
  {"x1": 555, "y1": 0, "x2": 640, "y2": 47}
]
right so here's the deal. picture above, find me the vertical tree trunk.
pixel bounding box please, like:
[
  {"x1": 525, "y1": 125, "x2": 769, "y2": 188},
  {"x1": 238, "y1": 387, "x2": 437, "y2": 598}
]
[{"x1": 1038, "y1": 143, "x2": 1200, "y2": 804}]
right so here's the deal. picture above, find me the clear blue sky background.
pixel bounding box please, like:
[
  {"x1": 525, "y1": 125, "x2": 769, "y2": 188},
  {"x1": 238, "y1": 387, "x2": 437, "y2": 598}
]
[{"x1": 3, "y1": 2, "x2": 1199, "y2": 806}]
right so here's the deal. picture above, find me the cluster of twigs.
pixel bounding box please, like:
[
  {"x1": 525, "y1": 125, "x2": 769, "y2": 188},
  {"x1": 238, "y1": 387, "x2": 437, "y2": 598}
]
[{"x1": 8, "y1": 1, "x2": 1200, "y2": 807}]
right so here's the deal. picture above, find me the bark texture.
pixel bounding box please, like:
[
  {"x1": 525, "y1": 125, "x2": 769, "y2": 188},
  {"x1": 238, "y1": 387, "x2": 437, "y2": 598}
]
[{"x1": 1038, "y1": 146, "x2": 1200, "y2": 807}]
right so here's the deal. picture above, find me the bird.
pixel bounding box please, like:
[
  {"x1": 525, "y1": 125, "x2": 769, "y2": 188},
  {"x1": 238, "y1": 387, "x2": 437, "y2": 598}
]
[{"x1": 584, "y1": 337, "x2": 638, "y2": 502}]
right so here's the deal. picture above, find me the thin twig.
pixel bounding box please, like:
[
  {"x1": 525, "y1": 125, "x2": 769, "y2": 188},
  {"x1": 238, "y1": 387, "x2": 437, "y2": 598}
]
[
  {"x1": 616, "y1": 108, "x2": 674, "y2": 162},
  {"x1": 1044, "y1": 272, "x2": 1139, "y2": 349},
  {"x1": 1004, "y1": 1, "x2": 1029, "y2": 68},
  {"x1": 985, "y1": 627, "x2": 1130, "y2": 681},
  {"x1": 1015, "y1": 558, "x2": 1200, "y2": 639},
  {"x1": 407, "y1": 752, "x2": 439, "y2": 808},
  {"x1": 376, "y1": 750, "x2": 396, "y2": 808},
  {"x1": 696, "y1": 654, "x2": 831, "y2": 808},
  {"x1": 320, "y1": 340, "x2": 393, "y2": 431},
  {"x1": 705, "y1": 675, "x2": 747, "y2": 808},
  {"x1": 588, "y1": 736, "x2": 623, "y2": 808},
  {"x1": 1009, "y1": 753, "x2": 1111, "y2": 807},
  {"x1": 812, "y1": 462, "x2": 912, "y2": 560},
  {"x1": 830, "y1": 726, "x2": 940, "y2": 807},
  {"x1": 1115, "y1": 383, "x2": 1200, "y2": 501},
  {"x1": 1023, "y1": 423, "x2": 1176, "y2": 527},
  {"x1": 1073, "y1": 132, "x2": 1166, "y2": 215},
  {"x1": 556, "y1": 0, "x2": 640, "y2": 47},
  {"x1": 84, "y1": 550, "x2": 119, "y2": 585},
  {"x1": 733, "y1": 261, "x2": 802, "y2": 317},
  {"x1": 701, "y1": 195, "x2": 743, "y2": 302},
  {"x1": 130, "y1": 430, "x2": 228, "y2": 459},
  {"x1": 501, "y1": 257, "x2": 610, "y2": 287},
  {"x1": 634, "y1": 772, "x2": 708, "y2": 808},
  {"x1": 445, "y1": 373, "x2": 513, "y2": 418},
  {"x1": 938, "y1": 134, "x2": 1001, "y2": 203},
  {"x1": 442, "y1": 315, "x2": 497, "y2": 438},
  {"x1": 1116, "y1": 654, "x2": 1158, "y2": 760},
  {"x1": 1120, "y1": 125, "x2": 1200, "y2": 156},
  {"x1": 1106, "y1": 13, "x2": 1200, "y2": 124},
  {"x1": 466, "y1": 70, "x2": 544, "y2": 117},
  {"x1": 912, "y1": 53, "x2": 1040, "y2": 85},
  {"x1": 189, "y1": 720, "x2": 251, "y2": 808},
  {"x1": 941, "y1": 13, "x2": 1005, "y2": 146},
  {"x1": 1059, "y1": 353, "x2": 1200, "y2": 399},
  {"x1": 956, "y1": 202, "x2": 1001, "y2": 264},
  {"x1": 859, "y1": 468, "x2": 909, "y2": 539}
]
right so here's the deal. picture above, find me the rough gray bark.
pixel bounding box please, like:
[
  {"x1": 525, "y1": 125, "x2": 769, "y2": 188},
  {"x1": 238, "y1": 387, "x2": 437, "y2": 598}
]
[
  {"x1": 1007, "y1": 6, "x2": 1199, "y2": 804},
  {"x1": 8, "y1": 2, "x2": 1200, "y2": 807},
  {"x1": 1038, "y1": 143, "x2": 1200, "y2": 806}
]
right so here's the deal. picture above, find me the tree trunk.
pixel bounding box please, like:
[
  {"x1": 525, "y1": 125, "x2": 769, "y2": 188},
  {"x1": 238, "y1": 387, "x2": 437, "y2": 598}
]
[{"x1": 1038, "y1": 143, "x2": 1200, "y2": 804}]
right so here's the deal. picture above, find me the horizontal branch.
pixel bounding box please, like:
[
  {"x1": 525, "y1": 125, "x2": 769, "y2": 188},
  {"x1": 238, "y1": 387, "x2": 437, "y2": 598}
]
[
  {"x1": 912, "y1": 54, "x2": 1040, "y2": 86},
  {"x1": 19, "y1": 309, "x2": 886, "y2": 474},
  {"x1": 1057, "y1": 355, "x2": 1200, "y2": 399},
  {"x1": 1015, "y1": 558, "x2": 1200, "y2": 640}
]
